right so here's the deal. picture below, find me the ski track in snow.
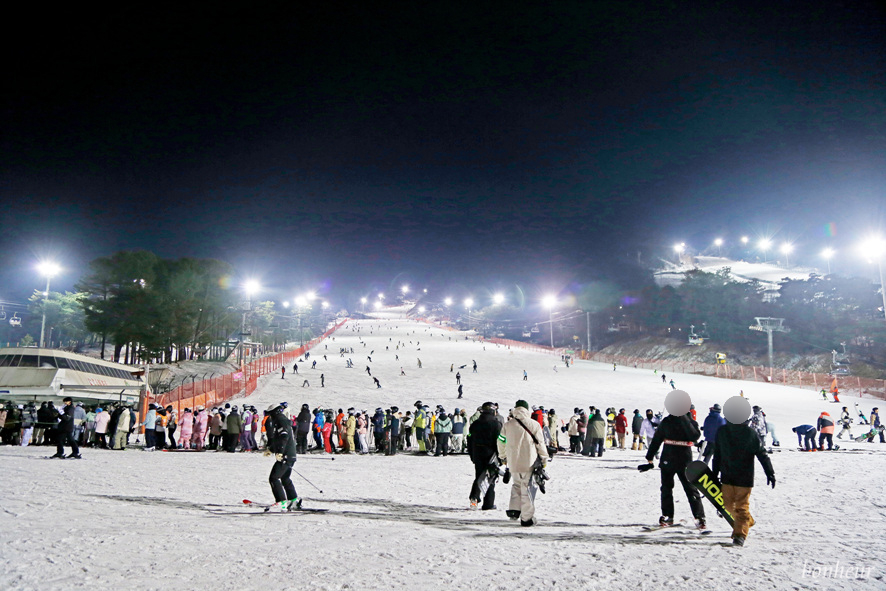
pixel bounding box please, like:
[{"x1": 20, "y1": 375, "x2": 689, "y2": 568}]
[{"x1": 2, "y1": 315, "x2": 884, "y2": 590}]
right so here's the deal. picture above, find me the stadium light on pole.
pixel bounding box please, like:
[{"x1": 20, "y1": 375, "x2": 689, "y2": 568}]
[
  {"x1": 493, "y1": 293, "x2": 505, "y2": 305},
  {"x1": 759, "y1": 239, "x2": 772, "y2": 263},
  {"x1": 859, "y1": 237, "x2": 886, "y2": 324},
  {"x1": 239, "y1": 280, "x2": 260, "y2": 365},
  {"x1": 37, "y1": 261, "x2": 61, "y2": 348},
  {"x1": 360, "y1": 297, "x2": 367, "y2": 314},
  {"x1": 401, "y1": 285, "x2": 409, "y2": 295},
  {"x1": 542, "y1": 295, "x2": 556, "y2": 348},
  {"x1": 714, "y1": 238, "x2": 723, "y2": 256},
  {"x1": 821, "y1": 248, "x2": 834, "y2": 275},
  {"x1": 444, "y1": 297, "x2": 452, "y2": 306},
  {"x1": 780, "y1": 243, "x2": 794, "y2": 268}
]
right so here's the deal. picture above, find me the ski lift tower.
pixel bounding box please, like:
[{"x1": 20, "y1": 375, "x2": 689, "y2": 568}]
[{"x1": 749, "y1": 317, "x2": 789, "y2": 378}]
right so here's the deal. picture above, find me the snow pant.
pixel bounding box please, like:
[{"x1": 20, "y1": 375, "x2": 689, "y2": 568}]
[
  {"x1": 56, "y1": 431, "x2": 79, "y2": 457},
  {"x1": 357, "y1": 433, "x2": 368, "y2": 453},
  {"x1": 581, "y1": 431, "x2": 593, "y2": 455},
  {"x1": 451, "y1": 434, "x2": 463, "y2": 453},
  {"x1": 313, "y1": 431, "x2": 323, "y2": 449},
  {"x1": 589, "y1": 438, "x2": 604, "y2": 457},
  {"x1": 836, "y1": 425, "x2": 852, "y2": 439},
  {"x1": 374, "y1": 431, "x2": 385, "y2": 453},
  {"x1": 660, "y1": 462, "x2": 705, "y2": 520},
  {"x1": 155, "y1": 430, "x2": 166, "y2": 450},
  {"x1": 434, "y1": 433, "x2": 450, "y2": 456},
  {"x1": 415, "y1": 429, "x2": 426, "y2": 452},
  {"x1": 818, "y1": 432, "x2": 834, "y2": 450},
  {"x1": 179, "y1": 431, "x2": 192, "y2": 449},
  {"x1": 20, "y1": 427, "x2": 33, "y2": 446},
  {"x1": 508, "y1": 471, "x2": 536, "y2": 523},
  {"x1": 631, "y1": 434, "x2": 645, "y2": 450},
  {"x1": 617, "y1": 432, "x2": 626, "y2": 449},
  {"x1": 167, "y1": 426, "x2": 176, "y2": 448},
  {"x1": 346, "y1": 434, "x2": 355, "y2": 453},
  {"x1": 269, "y1": 456, "x2": 298, "y2": 503},
  {"x1": 240, "y1": 431, "x2": 251, "y2": 450},
  {"x1": 766, "y1": 423, "x2": 779, "y2": 445},
  {"x1": 96, "y1": 433, "x2": 108, "y2": 449},
  {"x1": 144, "y1": 429, "x2": 156, "y2": 449},
  {"x1": 803, "y1": 429, "x2": 817, "y2": 450},
  {"x1": 569, "y1": 435, "x2": 581, "y2": 453},
  {"x1": 113, "y1": 430, "x2": 127, "y2": 450},
  {"x1": 723, "y1": 484, "x2": 755, "y2": 540},
  {"x1": 469, "y1": 461, "x2": 497, "y2": 509},
  {"x1": 295, "y1": 432, "x2": 308, "y2": 454},
  {"x1": 209, "y1": 433, "x2": 220, "y2": 449},
  {"x1": 702, "y1": 441, "x2": 715, "y2": 465},
  {"x1": 33, "y1": 427, "x2": 45, "y2": 445}
]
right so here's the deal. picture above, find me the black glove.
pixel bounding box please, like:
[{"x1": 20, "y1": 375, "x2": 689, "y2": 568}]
[
  {"x1": 502, "y1": 468, "x2": 511, "y2": 484},
  {"x1": 638, "y1": 463, "x2": 654, "y2": 472},
  {"x1": 767, "y1": 473, "x2": 776, "y2": 489}
]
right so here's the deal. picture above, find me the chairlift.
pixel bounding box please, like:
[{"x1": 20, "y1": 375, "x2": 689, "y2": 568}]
[
  {"x1": 9, "y1": 313, "x2": 21, "y2": 327},
  {"x1": 522, "y1": 331, "x2": 532, "y2": 338},
  {"x1": 530, "y1": 325, "x2": 540, "y2": 334}
]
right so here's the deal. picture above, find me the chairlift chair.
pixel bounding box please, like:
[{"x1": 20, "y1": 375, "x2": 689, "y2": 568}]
[{"x1": 9, "y1": 313, "x2": 21, "y2": 327}]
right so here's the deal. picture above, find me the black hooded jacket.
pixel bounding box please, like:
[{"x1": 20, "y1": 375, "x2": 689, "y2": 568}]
[
  {"x1": 645, "y1": 413, "x2": 701, "y2": 467},
  {"x1": 267, "y1": 409, "x2": 297, "y2": 457},
  {"x1": 296, "y1": 408, "x2": 312, "y2": 434},
  {"x1": 713, "y1": 422, "x2": 775, "y2": 488},
  {"x1": 467, "y1": 409, "x2": 501, "y2": 465}
]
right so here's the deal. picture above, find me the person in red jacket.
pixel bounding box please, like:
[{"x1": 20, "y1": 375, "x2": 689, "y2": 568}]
[
  {"x1": 817, "y1": 412, "x2": 835, "y2": 450},
  {"x1": 615, "y1": 408, "x2": 629, "y2": 449},
  {"x1": 531, "y1": 406, "x2": 545, "y2": 428}
]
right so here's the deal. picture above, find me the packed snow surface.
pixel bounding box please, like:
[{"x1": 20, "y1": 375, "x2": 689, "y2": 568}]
[{"x1": 2, "y1": 315, "x2": 884, "y2": 590}]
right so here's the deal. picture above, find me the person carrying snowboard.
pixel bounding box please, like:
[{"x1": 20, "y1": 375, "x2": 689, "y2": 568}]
[
  {"x1": 497, "y1": 400, "x2": 549, "y2": 527},
  {"x1": 644, "y1": 401, "x2": 706, "y2": 529},
  {"x1": 264, "y1": 403, "x2": 300, "y2": 511},
  {"x1": 837, "y1": 407, "x2": 853, "y2": 440},
  {"x1": 712, "y1": 396, "x2": 776, "y2": 547}
]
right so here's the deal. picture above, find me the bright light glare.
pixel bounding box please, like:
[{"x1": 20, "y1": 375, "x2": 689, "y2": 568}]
[
  {"x1": 401, "y1": 285, "x2": 409, "y2": 294},
  {"x1": 464, "y1": 298, "x2": 474, "y2": 308},
  {"x1": 860, "y1": 237, "x2": 886, "y2": 258},
  {"x1": 673, "y1": 243, "x2": 685, "y2": 253},
  {"x1": 493, "y1": 293, "x2": 505, "y2": 305},
  {"x1": 780, "y1": 243, "x2": 793, "y2": 254},
  {"x1": 444, "y1": 297, "x2": 453, "y2": 306},
  {"x1": 244, "y1": 280, "x2": 260, "y2": 295},
  {"x1": 741, "y1": 236, "x2": 749, "y2": 244},
  {"x1": 714, "y1": 238, "x2": 723, "y2": 247},
  {"x1": 360, "y1": 297, "x2": 367, "y2": 304},
  {"x1": 373, "y1": 301, "x2": 382, "y2": 310},
  {"x1": 322, "y1": 301, "x2": 329, "y2": 309},
  {"x1": 37, "y1": 261, "x2": 61, "y2": 278},
  {"x1": 295, "y1": 296, "x2": 307, "y2": 307},
  {"x1": 378, "y1": 292, "x2": 384, "y2": 300},
  {"x1": 306, "y1": 291, "x2": 317, "y2": 300},
  {"x1": 542, "y1": 295, "x2": 557, "y2": 308},
  {"x1": 758, "y1": 239, "x2": 772, "y2": 250},
  {"x1": 821, "y1": 248, "x2": 835, "y2": 259},
  {"x1": 418, "y1": 306, "x2": 426, "y2": 313},
  {"x1": 282, "y1": 301, "x2": 290, "y2": 308}
]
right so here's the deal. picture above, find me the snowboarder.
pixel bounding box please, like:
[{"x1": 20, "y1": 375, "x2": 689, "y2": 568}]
[
  {"x1": 456, "y1": 372, "x2": 461, "y2": 385},
  {"x1": 365, "y1": 366, "x2": 371, "y2": 376},
  {"x1": 872, "y1": 408, "x2": 884, "y2": 443},
  {"x1": 522, "y1": 370, "x2": 528, "y2": 381},
  {"x1": 497, "y1": 400, "x2": 549, "y2": 527},
  {"x1": 792, "y1": 424, "x2": 818, "y2": 451},
  {"x1": 712, "y1": 397, "x2": 776, "y2": 547},
  {"x1": 643, "y1": 407, "x2": 705, "y2": 529},
  {"x1": 320, "y1": 374, "x2": 325, "y2": 387},
  {"x1": 281, "y1": 366, "x2": 286, "y2": 379},
  {"x1": 373, "y1": 377, "x2": 381, "y2": 389},
  {"x1": 468, "y1": 402, "x2": 501, "y2": 510},
  {"x1": 472, "y1": 360, "x2": 477, "y2": 373},
  {"x1": 457, "y1": 384, "x2": 464, "y2": 399},
  {"x1": 836, "y1": 407, "x2": 852, "y2": 439},
  {"x1": 669, "y1": 379, "x2": 676, "y2": 389},
  {"x1": 264, "y1": 403, "x2": 300, "y2": 512},
  {"x1": 817, "y1": 412, "x2": 835, "y2": 450}
]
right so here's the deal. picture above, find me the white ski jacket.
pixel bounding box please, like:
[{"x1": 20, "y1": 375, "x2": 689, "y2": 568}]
[{"x1": 497, "y1": 406, "x2": 549, "y2": 473}]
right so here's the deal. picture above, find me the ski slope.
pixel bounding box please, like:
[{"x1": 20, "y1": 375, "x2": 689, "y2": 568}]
[{"x1": 1, "y1": 314, "x2": 884, "y2": 590}]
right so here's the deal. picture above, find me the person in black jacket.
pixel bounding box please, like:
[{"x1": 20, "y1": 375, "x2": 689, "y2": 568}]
[
  {"x1": 467, "y1": 402, "x2": 502, "y2": 510},
  {"x1": 713, "y1": 402, "x2": 776, "y2": 547},
  {"x1": 645, "y1": 412, "x2": 705, "y2": 528},
  {"x1": 295, "y1": 404, "x2": 312, "y2": 454},
  {"x1": 51, "y1": 397, "x2": 81, "y2": 459},
  {"x1": 265, "y1": 403, "x2": 300, "y2": 511}
]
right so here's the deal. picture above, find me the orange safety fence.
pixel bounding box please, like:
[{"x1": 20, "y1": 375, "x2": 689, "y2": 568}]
[
  {"x1": 139, "y1": 318, "x2": 350, "y2": 430},
  {"x1": 588, "y1": 352, "x2": 886, "y2": 400}
]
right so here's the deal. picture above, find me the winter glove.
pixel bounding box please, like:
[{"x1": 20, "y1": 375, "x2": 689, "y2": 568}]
[
  {"x1": 502, "y1": 468, "x2": 511, "y2": 484},
  {"x1": 275, "y1": 453, "x2": 284, "y2": 462},
  {"x1": 767, "y1": 474, "x2": 776, "y2": 489},
  {"x1": 637, "y1": 463, "x2": 654, "y2": 472}
]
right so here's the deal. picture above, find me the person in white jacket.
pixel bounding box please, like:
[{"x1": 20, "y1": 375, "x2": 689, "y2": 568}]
[
  {"x1": 94, "y1": 408, "x2": 111, "y2": 449},
  {"x1": 497, "y1": 400, "x2": 549, "y2": 527}
]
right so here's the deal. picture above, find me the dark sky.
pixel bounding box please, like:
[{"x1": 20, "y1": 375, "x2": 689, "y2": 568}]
[{"x1": 2, "y1": 2, "x2": 884, "y2": 306}]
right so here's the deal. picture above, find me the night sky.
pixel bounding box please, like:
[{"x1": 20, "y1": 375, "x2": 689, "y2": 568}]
[{"x1": 2, "y1": 2, "x2": 884, "y2": 306}]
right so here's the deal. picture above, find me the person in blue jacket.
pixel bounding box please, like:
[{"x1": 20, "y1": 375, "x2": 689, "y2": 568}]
[
  {"x1": 792, "y1": 424, "x2": 818, "y2": 451},
  {"x1": 702, "y1": 403, "x2": 726, "y2": 464},
  {"x1": 312, "y1": 408, "x2": 325, "y2": 450}
]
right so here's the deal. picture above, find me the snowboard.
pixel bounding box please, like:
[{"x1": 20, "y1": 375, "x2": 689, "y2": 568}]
[
  {"x1": 642, "y1": 519, "x2": 686, "y2": 532},
  {"x1": 472, "y1": 457, "x2": 502, "y2": 505},
  {"x1": 684, "y1": 460, "x2": 735, "y2": 528}
]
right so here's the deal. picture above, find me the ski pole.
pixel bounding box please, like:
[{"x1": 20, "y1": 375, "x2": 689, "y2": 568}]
[{"x1": 294, "y1": 469, "x2": 324, "y2": 493}]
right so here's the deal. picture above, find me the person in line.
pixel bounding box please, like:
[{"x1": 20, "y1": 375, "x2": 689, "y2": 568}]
[
  {"x1": 51, "y1": 397, "x2": 81, "y2": 459},
  {"x1": 434, "y1": 409, "x2": 452, "y2": 456},
  {"x1": 468, "y1": 402, "x2": 501, "y2": 510}
]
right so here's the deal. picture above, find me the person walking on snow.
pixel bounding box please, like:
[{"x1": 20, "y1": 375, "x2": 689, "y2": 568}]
[
  {"x1": 836, "y1": 407, "x2": 853, "y2": 439},
  {"x1": 498, "y1": 400, "x2": 549, "y2": 527},
  {"x1": 456, "y1": 372, "x2": 461, "y2": 385},
  {"x1": 712, "y1": 397, "x2": 776, "y2": 547},
  {"x1": 522, "y1": 370, "x2": 528, "y2": 381},
  {"x1": 468, "y1": 402, "x2": 501, "y2": 510},
  {"x1": 701, "y1": 404, "x2": 726, "y2": 464},
  {"x1": 281, "y1": 366, "x2": 285, "y2": 379}
]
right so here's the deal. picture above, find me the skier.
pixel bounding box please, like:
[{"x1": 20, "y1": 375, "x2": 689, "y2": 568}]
[
  {"x1": 523, "y1": 370, "x2": 528, "y2": 381},
  {"x1": 312, "y1": 360, "x2": 317, "y2": 369},
  {"x1": 701, "y1": 404, "x2": 726, "y2": 464},
  {"x1": 295, "y1": 404, "x2": 311, "y2": 454},
  {"x1": 264, "y1": 403, "x2": 300, "y2": 511},
  {"x1": 281, "y1": 366, "x2": 286, "y2": 379},
  {"x1": 373, "y1": 377, "x2": 381, "y2": 389},
  {"x1": 817, "y1": 412, "x2": 835, "y2": 450},
  {"x1": 400, "y1": 367, "x2": 406, "y2": 376},
  {"x1": 457, "y1": 384, "x2": 463, "y2": 399},
  {"x1": 836, "y1": 407, "x2": 853, "y2": 440},
  {"x1": 712, "y1": 397, "x2": 776, "y2": 547},
  {"x1": 413, "y1": 402, "x2": 428, "y2": 453},
  {"x1": 456, "y1": 372, "x2": 461, "y2": 385},
  {"x1": 51, "y1": 397, "x2": 81, "y2": 459},
  {"x1": 472, "y1": 360, "x2": 478, "y2": 373},
  {"x1": 302, "y1": 379, "x2": 310, "y2": 387},
  {"x1": 434, "y1": 409, "x2": 452, "y2": 456},
  {"x1": 643, "y1": 406, "x2": 706, "y2": 529},
  {"x1": 792, "y1": 424, "x2": 818, "y2": 451},
  {"x1": 615, "y1": 409, "x2": 628, "y2": 449},
  {"x1": 293, "y1": 363, "x2": 298, "y2": 374},
  {"x1": 497, "y1": 400, "x2": 549, "y2": 527},
  {"x1": 320, "y1": 374, "x2": 325, "y2": 387},
  {"x1": 567, "y1": 408, "x2": 581, "y2": 452},
  {"x1": 661, "y1": 373, "x2": 667, "y2": 383},
  {"x1": 468, "y1": 402, "x2": 502, "y2": 510},
  {"x1": 669, "y1": 379, "x2": 676, "y2": 389}
]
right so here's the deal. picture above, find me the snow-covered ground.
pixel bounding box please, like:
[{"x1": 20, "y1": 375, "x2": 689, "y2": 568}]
[{"x1": 2, "y1": 315, "x2": 885, "y2": 590}]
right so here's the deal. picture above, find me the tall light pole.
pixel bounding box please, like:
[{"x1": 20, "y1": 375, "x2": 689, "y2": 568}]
[
  {"x1": 360, "y1": 297, "x2": 367, "y2": 314},
  {"x1": 239, "y1": 280, "x2": 260, "y2": 366},
  {"x1": 780, "y1": 243, "x2": 793, "y2": 268},
  {"x1": 673, "y1": 242, "x2": 685, "y2": 264},
  {"x1": 37, "y1": 262, "x2": 61, "y2": 348},
  {"x1": 542, "y1": 295, "x2": 556, "y2": 348},
  {"x1": 759, "y1": 239, "x2": 772, "y2": 263},
  {"x1": 821, "y1": 248, "x2": 834, "y2": 275},
  {"x1": 860, "y1": 237, "x2": 886, "y2": 324}
]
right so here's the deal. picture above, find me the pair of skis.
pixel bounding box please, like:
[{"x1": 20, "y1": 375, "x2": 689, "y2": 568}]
[{"x1": 240, "y1": 499, "x2": 328, "y2": 513}]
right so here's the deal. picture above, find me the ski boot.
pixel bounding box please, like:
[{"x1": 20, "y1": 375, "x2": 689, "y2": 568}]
[
  {"x1": 520, "y1": 517, "x2": 537, "y2": 527},
  {"x1": 659, "y1": 516, "x2": 674, "y2": 527},
  {"x1": 286, "y1": 498, "x2": 303, "y2": 512},
  {"x1": 49, "y1": 453, "x2": 65, "y2": 459},
  {"x1": 506, "y1": 510, "x2": 521, "y2": 521},
  {"x1": 695, "y1": 517, "x2": 706, "y2": 530},
  {"x1": 732, "y1": 536, "x2": 746, "y2": 547}
]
